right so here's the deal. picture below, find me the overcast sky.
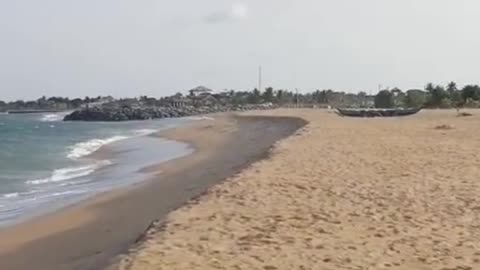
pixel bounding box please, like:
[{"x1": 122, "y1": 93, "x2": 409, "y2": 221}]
[{"x1": 1, "y1": 0, "x2": 480, "y2": 100}]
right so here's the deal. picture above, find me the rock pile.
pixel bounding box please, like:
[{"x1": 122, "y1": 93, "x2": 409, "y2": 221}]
[{"x1": 63, "y1": 104, "x2": 274, "y2": 121}]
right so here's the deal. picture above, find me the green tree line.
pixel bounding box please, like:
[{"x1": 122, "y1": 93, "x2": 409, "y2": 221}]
[
  {"x1": 3, "y1": 82, "x2": 480, "y2": 112},
  {"x1": 0, "y1": 96, "x2": 111, "y2": 112},
  {"x1": 374, "y1": 82, "x2": 480, "y2": 108}
]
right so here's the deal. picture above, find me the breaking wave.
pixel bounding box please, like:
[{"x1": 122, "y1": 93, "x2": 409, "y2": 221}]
[
  {"x1": 67, "y1": 136, "x2": 128, "y2": 159},
  {"x1": 66, "y1": 129, "x2": 159, "y2": 160},
  {"x1": 40, "y1": 113, "x2": 64, "y2": 122},
  {"x1": 132, "y1": 129, "x2": 158, "y2": 136},
  {"x1": 26, "y1": 161, "x2": 111, "y2": 186},
  {"x1": 2, "y1": 193, "x2": 19, "y2": 199}
]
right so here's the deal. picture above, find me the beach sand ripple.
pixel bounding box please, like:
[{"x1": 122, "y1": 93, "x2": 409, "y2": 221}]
[{"x1": 112, "y1": 109, "x2": 480, "y2": 270}]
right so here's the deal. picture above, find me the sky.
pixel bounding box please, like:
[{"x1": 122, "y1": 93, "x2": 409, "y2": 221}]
[{"x1": 1, "y1": 0, "x2": 480, "y2": 100}]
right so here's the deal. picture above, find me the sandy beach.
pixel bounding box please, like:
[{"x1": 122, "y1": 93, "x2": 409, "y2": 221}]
[
  {"x1": 109, "y1": 109, "x2": 480, "y2": 270},
  {"x1": 0, "y1": 114, "x2": 305, "y2": 270}
]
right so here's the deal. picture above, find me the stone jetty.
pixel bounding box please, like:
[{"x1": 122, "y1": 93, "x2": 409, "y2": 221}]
[{"x1": 63, "y1": 103, "x2": 274, "y2": 121}]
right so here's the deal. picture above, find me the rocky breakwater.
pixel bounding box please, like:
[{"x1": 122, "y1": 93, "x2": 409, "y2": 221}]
[{"x1": 63, "y1": 104, "x2": 274, "y2": 121}]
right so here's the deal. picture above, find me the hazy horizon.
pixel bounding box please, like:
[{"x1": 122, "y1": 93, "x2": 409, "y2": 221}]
[{"x1": 1, "y1": 0, "x2": 480, "y2": 100}]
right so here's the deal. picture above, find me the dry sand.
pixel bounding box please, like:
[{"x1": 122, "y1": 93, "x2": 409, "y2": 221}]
[{"x1": 111, "y1": 109, "x2": 480, "y2": 270}]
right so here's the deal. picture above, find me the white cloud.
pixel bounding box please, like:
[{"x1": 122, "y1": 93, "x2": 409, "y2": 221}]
[
  {"x1": 231, "y1": 3, "x2": 248, "y2": 19},
  {"x1": 204, "y1": 2, "x2": 248, "y2": 24}
]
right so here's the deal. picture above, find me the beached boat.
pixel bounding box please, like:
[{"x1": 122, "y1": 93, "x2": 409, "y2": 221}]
[{"x1": 336, "y1": 108, "x2": 421, "y2": 117}]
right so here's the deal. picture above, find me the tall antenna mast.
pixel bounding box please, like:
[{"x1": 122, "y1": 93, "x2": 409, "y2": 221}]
[
  {"x1": 258, "y1": 66, "x2": 262, "y2": 92},
  {"x1": 296, "y1": 88, "x2": 299, "y2": 108}
]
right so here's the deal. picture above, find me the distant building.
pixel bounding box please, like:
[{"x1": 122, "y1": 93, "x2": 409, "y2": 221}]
[
  {"x1": 170, "y1": 97, "x2": 191, "y2": 108},
  {"x1": 197, "y1": 95, "x2": 218, "y2": 106},
  {"x1": 83, "y1": 96, "x2": 116, "y2": 108},
  {"x1": 188, "y1": 86, "x2": 213, "y2": 97}
]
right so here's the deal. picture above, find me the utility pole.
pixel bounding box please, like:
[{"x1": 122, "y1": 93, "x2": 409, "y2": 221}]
[
  {"x1": 258, "y1": 66, "x2": 262, "y2": 93},
  {"x1": 296, "y1": 88, "x2": 299, "y2": 108}
]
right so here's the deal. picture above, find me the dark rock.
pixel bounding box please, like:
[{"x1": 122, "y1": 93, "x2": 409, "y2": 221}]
[{"x1": 64, "y1": 103, "x2": 276, "y2": 122}]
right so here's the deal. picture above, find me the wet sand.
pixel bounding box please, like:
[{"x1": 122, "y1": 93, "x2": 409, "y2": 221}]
[
  {"x1": 0, "y1": 113, "x2": 306, "y2": 270},
  {"x1": 111, "y1": 109, "x2": 480, "y2": 270}
]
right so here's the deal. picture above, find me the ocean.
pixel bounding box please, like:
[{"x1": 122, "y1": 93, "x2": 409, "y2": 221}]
[{"x1": 0, "y1": 112, "x2": 195, "y2": 227}]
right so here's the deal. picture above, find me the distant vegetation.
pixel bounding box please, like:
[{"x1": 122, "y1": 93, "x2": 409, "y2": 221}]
[
  {"x1": 374, "y1": 82, "x2": 480, "y2": 109},
  {"x1": 2, "y1": 81, "x2": 480, "y2": 112},
  {"x1": 0, "y1": 96, "x2": 111, "y2": 112}
]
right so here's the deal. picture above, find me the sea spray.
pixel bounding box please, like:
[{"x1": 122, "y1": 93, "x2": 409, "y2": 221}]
[{"x1": 40, "y1": 114, "x2": 64, "y2": 122}]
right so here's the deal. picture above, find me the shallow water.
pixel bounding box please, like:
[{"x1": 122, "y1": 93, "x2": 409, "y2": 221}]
[{"x1": 0, "y1": 112, "x2": 194, "y2": 226}]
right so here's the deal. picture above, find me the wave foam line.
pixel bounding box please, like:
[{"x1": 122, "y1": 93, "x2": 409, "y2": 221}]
[
  {"x1": 67, "y1": 136, "x2": 128, "y2": 159},
  {"x1": 26, "y1": 161, "x2": 111, "y2": 186},
  {"x1": 40, "y1": 112, "x2": 69, "y2": 122},
  {"x1": 67, "y1": 128, "x2": 159, "y2": 160}
]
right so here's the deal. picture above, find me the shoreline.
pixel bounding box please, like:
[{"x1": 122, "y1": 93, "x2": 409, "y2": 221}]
[
  {"x1": 0, "y1": 117, "x2": 192, "y2": 228},
  {"x1": 0, "y1": 112, "x2": 307, "y2": 270}
]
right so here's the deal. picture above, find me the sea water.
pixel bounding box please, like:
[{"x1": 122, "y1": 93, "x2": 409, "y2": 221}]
[{"x1": 0, "y1": 112, "x2": 195, "y2": 227}]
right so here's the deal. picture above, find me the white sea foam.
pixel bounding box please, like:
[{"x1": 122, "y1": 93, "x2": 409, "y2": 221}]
[
  {"x1": 51, "y1": 190, "x2": 88, "y2": 197},
  {"x1": 40, "y1": 113, "x2": 64, "y2": 122},
  {"x1": 67, "y1": 128, "x2": 160, "y2": 160},
  {"x1": 67, "y1": 136, "x2": 128, "y2": 159},
  {"x1": 132, "y1": 129, "x2": 158, "y2": 136},
  {"x1": 2, "y1": 193, "x2": 19, "y2": 198},
  {"x1": 189, "y1": 116, "x2": 215, "y2": 121},
  {"x1": 26, "y1": 161, "x2": 111, "y2": 186}
]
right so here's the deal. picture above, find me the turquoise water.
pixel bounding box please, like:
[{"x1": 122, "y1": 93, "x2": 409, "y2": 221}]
[{"x1": 0, "y1": 112, "x2": 194, "y2": 226}]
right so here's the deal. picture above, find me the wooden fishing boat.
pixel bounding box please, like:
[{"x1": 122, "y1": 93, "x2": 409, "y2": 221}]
[{"x1": 336, "y1": 108, "x2": 421, "y2": 117}]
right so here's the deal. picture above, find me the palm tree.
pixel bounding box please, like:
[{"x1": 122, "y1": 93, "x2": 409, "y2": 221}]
[{"x1": 447, "y1": 81, "x2": 457, "y2": 94}]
